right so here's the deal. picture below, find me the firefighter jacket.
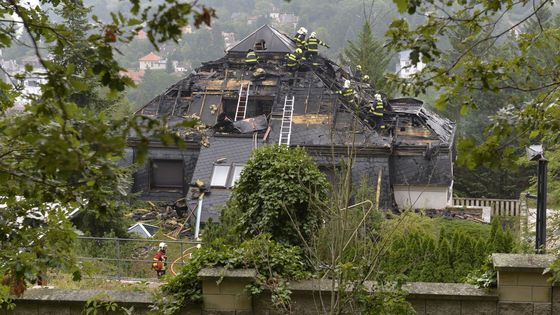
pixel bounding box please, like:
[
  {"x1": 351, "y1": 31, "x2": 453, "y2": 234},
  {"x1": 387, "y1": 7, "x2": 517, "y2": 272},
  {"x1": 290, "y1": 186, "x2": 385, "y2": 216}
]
[
  {"x1": 337, "y1": 88, "x2": 354, "y2": 103},
  {"x1": 285, "y1": 53, "x2": 298, "y2": 67},
  {"x1": 152, "y1": 250, "x2": 167, "y2": 271},
  {"x1": 306, "y1": 37, "x2": 327, "y2": 52},
  {"x1": 369, "y1": 99, "x2": 384, "y2": 117},
  {"x1": 294, "y1": 33, "x2": 306, "y2": 47},
  {"x1": 245, "y1": 51, "x2": 258, "y2": 64}
]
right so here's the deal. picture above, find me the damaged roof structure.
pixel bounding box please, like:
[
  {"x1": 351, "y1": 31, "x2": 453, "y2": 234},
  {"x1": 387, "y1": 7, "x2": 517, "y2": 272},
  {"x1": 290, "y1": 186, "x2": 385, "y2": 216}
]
[{"x1": 127, "y1": 24, "x2": 456, "y2": 224}]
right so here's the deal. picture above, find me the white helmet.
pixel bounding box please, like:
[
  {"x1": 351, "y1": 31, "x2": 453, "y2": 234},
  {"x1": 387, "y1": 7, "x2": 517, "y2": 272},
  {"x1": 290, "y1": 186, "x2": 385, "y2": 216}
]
[
  {"x1": 375, "y1": 93, "x2": 382, "y2": 101},
  {"x1": 159, "y1": 242, "x2": 167, "y2": 250},
  {"x1": 297, "y1": 27, "x2": 305, "y2": 34},
  {"x1": 301, "y1": 27, "x2": 308, "y2": 34},
  {"x1": 343, "y1": 80, "x2": 351, "y2": 89},
  {"x1": 310, "y1": 32, "x2": 317, "y2": 38}
]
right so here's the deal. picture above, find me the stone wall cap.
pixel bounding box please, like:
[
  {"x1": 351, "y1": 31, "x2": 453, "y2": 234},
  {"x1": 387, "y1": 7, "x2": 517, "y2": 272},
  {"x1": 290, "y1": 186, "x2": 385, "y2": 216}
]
[
  {"x1": 286, "y1": 279, "x2": 497, "y2": 300},
  {"x1": 403, "y1": 282, "x2": 497, "y2": 300},
  {"x1": 492, "y1": 254, "x2": 555, "y2": 272},
  {"x1": 198, "y1": 267, "x2": 257, "y2": 279},
  {"x1": 16, "y1": 288, "x2": 152, "y2": 304}
]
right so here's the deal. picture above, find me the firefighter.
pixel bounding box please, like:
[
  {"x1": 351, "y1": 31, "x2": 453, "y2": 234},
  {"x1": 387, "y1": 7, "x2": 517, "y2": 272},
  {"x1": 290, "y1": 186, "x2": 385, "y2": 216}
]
[
  {"x1": 305, "y1": 32, "x2": 329, "y2": 64},
  {"x1": 152, "y1": 242, "x2": 168, "y2": 279},
  {"x1": 355, "y1": 65, "x2": 369, "y2": 82},
  {"x1": 369, "y1": 93, "x2": 385, "y2": 129},
  {"x1": 285, "y1": 48, "x2": 305, "y2": 71},
  {"x1": 293, "y1": 27, "x2": 307, "y2": 49},
  {"x1": 245, "y1": 49, "x2": 259, "y2": 68},
  {"x1": 337, "y1": 80, "x2": 355, "y2": 105}
]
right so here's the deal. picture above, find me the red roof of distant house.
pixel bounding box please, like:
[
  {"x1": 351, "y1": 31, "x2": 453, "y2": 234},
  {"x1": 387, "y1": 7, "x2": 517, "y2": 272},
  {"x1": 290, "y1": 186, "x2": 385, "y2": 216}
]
[
  {"x1": 139, "y1": 52, "x2": 162, "y2": 61},
  {"x1": 121, "y1": 69, "x2": 145, "y2": 83},
  {"x1": 136, "y1": 30, "x2": 147, "y2": 40}
]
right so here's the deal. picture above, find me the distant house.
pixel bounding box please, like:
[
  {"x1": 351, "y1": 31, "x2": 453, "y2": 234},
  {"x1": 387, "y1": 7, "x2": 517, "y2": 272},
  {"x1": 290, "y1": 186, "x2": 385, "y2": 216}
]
[
  {"x1": 136, "y1": 30, "x2": 147, "y2": 40},
  {"x1": 396, "y1": 50, "x2": 426, "y2": 78},
  {"x1": 139, "y1": 52, "x2": 167, "y2": 70},
  {"x1": 222, "y1": 32, "x2": 236, "y2": 51},
  {"x1": 121, "y1": 69, "x2": 145, "y2": 83}
]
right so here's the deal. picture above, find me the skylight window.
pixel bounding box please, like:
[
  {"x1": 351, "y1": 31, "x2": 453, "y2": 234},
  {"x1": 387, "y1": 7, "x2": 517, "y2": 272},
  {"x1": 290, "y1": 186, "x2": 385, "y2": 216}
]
[
  {"x1": 210, "y1": 164, "x2": 245, "y2": 188},
  {"x1": 231, "y1": 165, "x2": 244, "y2": 186},
  {"x1": 210, "y1": 165, "x2": 230, "y2": 187}
]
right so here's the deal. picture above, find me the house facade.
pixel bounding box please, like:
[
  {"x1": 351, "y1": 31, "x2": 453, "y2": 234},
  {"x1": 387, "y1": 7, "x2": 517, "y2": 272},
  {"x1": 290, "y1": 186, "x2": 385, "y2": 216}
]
[
  {"x1": 129, "y1": 25, "x2": 456, "y2": 224},
  {"x1": 139, "y1": 52, "x2": 167, "y2": 70}
]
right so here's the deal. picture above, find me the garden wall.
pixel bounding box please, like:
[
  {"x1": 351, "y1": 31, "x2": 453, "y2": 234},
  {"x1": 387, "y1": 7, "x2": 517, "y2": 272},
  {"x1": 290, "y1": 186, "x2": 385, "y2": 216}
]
[{"x1": 2, "y1": 254, "x2": 557, "y2": 315}]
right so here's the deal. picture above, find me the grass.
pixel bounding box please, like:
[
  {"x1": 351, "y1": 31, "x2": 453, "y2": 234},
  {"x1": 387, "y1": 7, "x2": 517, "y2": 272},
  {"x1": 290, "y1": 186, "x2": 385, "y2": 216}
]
[{"x1": 46, "y1": 273, "x2": 160, "y2": 292}]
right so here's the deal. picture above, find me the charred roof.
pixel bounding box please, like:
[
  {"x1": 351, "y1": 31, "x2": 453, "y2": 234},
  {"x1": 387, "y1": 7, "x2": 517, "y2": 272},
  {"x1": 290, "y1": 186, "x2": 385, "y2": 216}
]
[{"x1": 134, "y1": 24, "x2": 455, "y2": 152}]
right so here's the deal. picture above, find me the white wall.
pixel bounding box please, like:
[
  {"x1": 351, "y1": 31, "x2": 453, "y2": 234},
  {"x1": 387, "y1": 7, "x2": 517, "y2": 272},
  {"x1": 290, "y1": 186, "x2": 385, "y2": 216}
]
[{"x1": 394, "y1": 185, "x2": 450, "y2": 210}]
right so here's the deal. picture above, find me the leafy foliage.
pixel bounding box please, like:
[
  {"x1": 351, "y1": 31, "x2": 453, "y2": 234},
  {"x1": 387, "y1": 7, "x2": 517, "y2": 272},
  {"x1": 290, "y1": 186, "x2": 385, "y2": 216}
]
[
  {"x1": 213, "y1": 145, "x2": 329, "y2": 247},
  {"x1": 157, "y1": 235, "x2": 310, "y2": 314},
  {"x1": 0, "y1": 0, "x2": 207, "y2": 299}
]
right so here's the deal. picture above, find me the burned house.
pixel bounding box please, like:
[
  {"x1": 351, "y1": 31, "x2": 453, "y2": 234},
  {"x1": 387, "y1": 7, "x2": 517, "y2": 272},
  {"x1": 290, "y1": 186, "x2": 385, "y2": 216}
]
[{"x1": 128, "y1": 24, "x2": 456, "y2": 223}]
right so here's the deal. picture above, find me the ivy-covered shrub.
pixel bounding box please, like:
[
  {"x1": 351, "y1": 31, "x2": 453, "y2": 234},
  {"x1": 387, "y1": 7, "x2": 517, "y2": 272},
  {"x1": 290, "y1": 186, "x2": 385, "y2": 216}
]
[
  {"x1": 206, "y1": 145, "x2": 329, "y2": 247},
  {"x1": 379, "y1": 217, "x2": 516, "y2": 283},
  {"x1": 157, "y1": 234, "x2": 311, "y2": 314}
]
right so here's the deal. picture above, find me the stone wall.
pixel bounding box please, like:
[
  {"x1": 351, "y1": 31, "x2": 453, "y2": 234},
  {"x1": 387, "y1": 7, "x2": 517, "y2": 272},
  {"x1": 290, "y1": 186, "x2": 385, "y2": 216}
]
[{"x1": 4, "y1": 254, "x2": 558, "y2": 315}]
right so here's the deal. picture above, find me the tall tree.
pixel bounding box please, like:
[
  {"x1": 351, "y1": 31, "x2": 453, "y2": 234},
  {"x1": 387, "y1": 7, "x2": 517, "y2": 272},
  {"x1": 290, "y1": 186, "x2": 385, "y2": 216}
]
[
  {"x1": 0, "y1": 0, "x2": 212, "y2": 300},
  {"x1": 340, "y1": 20, "x2": 394, "y2": 93}
]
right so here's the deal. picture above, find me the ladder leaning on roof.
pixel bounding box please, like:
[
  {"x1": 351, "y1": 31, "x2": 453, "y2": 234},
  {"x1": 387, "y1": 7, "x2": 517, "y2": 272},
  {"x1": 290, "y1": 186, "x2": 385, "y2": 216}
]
[
  {"x1": 279, "y1": 95, "x2": 295, "y2": 146},
  {"x1": 235, "y1": 82, "x2": 251, "y2": 121}
]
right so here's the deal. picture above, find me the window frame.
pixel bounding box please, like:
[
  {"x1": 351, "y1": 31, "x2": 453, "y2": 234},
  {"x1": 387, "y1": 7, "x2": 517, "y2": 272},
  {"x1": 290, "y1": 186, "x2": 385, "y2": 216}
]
[{"x1": 210, "y1": 164, "x2": 232, "y2": 188}]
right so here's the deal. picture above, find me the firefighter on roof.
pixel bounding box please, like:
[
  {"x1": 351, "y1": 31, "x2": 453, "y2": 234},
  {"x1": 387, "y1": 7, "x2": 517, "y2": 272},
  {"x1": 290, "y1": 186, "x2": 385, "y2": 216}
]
[
  {"x1": 337, "y1": 80, "x2": 355, "y2": 105},
  {"x1": 285, "y1": 48, "x2": 305, "y2": 71},
  {"x1": 305, "y1": 32, "x2": 329, "y2": 64},
  {"x1": 245, "y1": 49, "x2": 259, "y2": 68},
  {"x1": 368, "y1": 93, "x2": 386, "y2": 129},
  {"x1": 152, "y1": 242, "x2": 168, "y2": 279},
  {"x1": 293, "y1": 27, "x2": 307, "y2": 49},
  {"x1": 355, "y1": 65, "x2": 370, "y2": 82}
]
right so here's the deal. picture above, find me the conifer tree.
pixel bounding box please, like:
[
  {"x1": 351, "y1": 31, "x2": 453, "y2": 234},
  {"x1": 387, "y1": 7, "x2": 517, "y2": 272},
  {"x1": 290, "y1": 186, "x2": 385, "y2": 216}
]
[{"x1": 340, "y1": 20, "x2": 393, "y2": 93}]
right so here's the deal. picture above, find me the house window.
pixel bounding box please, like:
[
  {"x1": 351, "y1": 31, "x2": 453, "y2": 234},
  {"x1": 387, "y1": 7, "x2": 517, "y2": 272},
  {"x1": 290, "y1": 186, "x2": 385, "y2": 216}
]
[
  {"x1": 210, "y1": 165, "x2": 231, "y2": 187},
  {"x1": 255, "y1": 40, "x2": 267, "y2": 51},
  {"x1": 151, "y1": 160, "x2": 183, "y2": 189},
  {"x1": 210, "y1": 164, "x2": 245, "y2": 188},
  {"x1": 231, "y1": 165, "x2": 244, "y2": 186}
]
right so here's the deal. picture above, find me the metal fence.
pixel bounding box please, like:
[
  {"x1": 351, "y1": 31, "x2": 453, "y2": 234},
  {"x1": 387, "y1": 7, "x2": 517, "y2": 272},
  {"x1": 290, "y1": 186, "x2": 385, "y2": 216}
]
[{"x1": 75, "y1": 236, "x2": 200, "y2": 280}]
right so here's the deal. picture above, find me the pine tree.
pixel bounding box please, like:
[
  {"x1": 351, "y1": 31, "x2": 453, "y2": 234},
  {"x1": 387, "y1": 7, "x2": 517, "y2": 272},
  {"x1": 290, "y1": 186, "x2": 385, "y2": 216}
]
[
  {"x1": 51, "y1": 1, "x2": 118, "y2": 111},
  {"x1": 340, "y1": 20, "x2": 393, "y2": 93}
]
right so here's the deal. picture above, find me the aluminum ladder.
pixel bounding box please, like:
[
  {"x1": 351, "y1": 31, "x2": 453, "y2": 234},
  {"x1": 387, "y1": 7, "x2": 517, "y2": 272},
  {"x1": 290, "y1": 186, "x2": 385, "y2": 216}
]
[
  {"x1": 235, "y1": 82, "x2": 251, "y2": 121},
  {"x1": 278, "y1": 95, "x2": 295, "y2": 146}
]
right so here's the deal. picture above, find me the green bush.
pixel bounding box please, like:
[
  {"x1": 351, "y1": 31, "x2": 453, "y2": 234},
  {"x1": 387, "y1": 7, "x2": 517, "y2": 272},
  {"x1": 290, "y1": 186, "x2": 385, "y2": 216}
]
[
  {"x1": 379, "y1": 217, "x2": 517, "y2": 283},
  {"x1": 205, "y1": 145, "x2": 330, "y2": 247},
  {"x1": 157, "y1": 234, "x2": 311, "y2": 314}
]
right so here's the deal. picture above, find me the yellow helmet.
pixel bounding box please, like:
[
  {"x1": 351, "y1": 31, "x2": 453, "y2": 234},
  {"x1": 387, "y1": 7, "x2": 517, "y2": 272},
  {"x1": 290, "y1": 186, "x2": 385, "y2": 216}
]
[{"x1": 295, "y1": 48, "x2": 303, "y2": 54}]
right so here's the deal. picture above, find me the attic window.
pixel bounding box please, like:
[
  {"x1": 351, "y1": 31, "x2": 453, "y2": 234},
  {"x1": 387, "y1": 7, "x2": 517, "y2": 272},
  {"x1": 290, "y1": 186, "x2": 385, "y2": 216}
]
[
  {"x1": 231, "y1": 165, "x2": 244, "y2": 186},
  {"x1": 255, "y1": 40, "x2": 267, "y2": 51}
]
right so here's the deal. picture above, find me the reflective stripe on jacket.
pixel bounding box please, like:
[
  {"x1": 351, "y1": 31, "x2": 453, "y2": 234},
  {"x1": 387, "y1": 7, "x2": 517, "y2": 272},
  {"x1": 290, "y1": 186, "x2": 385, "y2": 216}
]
[
  {"x1": 285, "y1": 53, "x2": 298, "y2": 67},
  {"x1": 306, "y1": 38, "x2": 325, "y2": 52},
  {"x1": 294, "y1": 33, "x2": 306, "y2": 45},
  {"x1": 245, "y1": 51, "x2": 258, "y2": 63}
]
